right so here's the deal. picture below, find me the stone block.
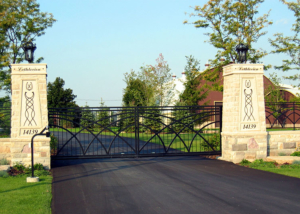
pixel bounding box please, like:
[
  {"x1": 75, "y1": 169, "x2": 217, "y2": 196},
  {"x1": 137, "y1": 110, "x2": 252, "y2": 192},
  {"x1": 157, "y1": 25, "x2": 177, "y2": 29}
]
[
  {"x1": 232, "y1": 144, "x2": 247, "y2": 151},
  {"x1": 248, "y1": 138, "x2": 259, "y2": 150},
  {"x1": 0, "y1": 146, "x2": 10, "y2": 153},
  {"x1": 232, "y1": 152, "x2": 245, "y2": 163},
  {"x1": 283, "y1": 142, "x2": 296, "y2": 149},
  {"x1": 245, "y1": 152, "x2": 256, "y2": 159}
]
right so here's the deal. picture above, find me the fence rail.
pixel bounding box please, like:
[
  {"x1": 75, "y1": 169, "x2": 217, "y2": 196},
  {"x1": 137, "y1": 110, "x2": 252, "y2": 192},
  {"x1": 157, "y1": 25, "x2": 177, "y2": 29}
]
[{"x1": 265, "y1": 102, "x2": 300, "y2": 130}]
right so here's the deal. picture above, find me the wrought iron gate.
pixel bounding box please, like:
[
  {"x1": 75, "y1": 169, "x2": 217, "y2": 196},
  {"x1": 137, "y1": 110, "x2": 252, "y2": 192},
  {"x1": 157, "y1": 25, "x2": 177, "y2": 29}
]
[{"x1": 49, "y1": 106, "x2": 222, "y2": 159}]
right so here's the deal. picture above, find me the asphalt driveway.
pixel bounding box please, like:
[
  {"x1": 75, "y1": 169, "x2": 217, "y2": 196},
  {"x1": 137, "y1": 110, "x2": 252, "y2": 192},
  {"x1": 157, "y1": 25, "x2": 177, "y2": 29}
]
[{"x1": 51, "y1": 156, "x2": 300, "y2": 214}]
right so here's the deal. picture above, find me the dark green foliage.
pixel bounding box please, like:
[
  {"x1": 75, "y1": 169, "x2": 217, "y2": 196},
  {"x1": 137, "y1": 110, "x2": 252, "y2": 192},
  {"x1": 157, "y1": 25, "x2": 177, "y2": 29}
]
[
  {"x1": 96, "y1": 100, "x2": 110, "y2": 130},
  {"x1": 291, "y1": 151, "x2": 300, "y2": 157},
  {"x1": 201, "y1": 133, "x2": 220, "y2": 151},
  {"x1": 47, "y1": 77, "x2": 77, "y2": 108},
  {"x1": 50, "y1": 134, "x2": 58, "y2": 155},
  {"x1": 119, "y1": 109, "x2": 135, "y2": 132},
  {"x1": 9, "y1": 162, "x2": 49, "y2": 176},
  {"x1": 34, "y1": 163, "x2": 44, "y2": 170},
  {"x1": 172, "y1": 102, "x2": 194, "y2": 133},
  {"x1": 240, "y1": 159, "x2": 251, "y2": 166},
  {"x1": 0, "y1": 0, "x2": 56, "y2": 92},
  {"x1": 141, "y1": 108, "x2": 162, "y2": 133},
  {"x1": 180, "y1": 56, "x2": 209, "y2": 106},
  {"x1": 123, "y1": 77, "x2": 147, "y2": 106},
  {"x1": 13, "y1": 162, "x2": 26, "y2": 172},
  {"x1": 80, "y1": 105, "x2": 95, "y2": 129}
]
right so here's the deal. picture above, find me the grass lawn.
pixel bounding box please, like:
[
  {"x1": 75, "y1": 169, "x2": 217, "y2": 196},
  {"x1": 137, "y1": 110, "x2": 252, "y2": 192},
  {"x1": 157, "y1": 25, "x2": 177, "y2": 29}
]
[
  {"x1": 240, "y1": 159, "x2": 300, "y2": 179},
  {"x1": 0, "y1": 175, "x2": 52, "y2": 214},
  {"x1": 252, "y1": 167, "x2": 300, "y2": 178}
]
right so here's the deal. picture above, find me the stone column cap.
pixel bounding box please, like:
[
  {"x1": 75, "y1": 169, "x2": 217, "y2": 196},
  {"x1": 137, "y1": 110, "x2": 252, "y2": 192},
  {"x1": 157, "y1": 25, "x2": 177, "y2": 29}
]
[
  {"x1": 11, "y1": 64, "x2": 47, "y2": 75},
  {"x1": 223, "y1": 64, "x2": 264, "y2": 76}
]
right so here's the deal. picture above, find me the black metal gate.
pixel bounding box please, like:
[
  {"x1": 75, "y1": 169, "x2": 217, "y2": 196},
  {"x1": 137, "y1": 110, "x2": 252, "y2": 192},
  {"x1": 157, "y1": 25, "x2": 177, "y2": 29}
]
[{"x1": 49, "y1": 106, "x2": 222, "y2": 159}]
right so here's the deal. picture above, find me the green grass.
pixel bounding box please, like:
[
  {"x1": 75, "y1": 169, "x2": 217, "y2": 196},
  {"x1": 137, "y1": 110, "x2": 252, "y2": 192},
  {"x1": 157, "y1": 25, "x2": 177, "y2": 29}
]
[
  {"x1": 50, "y1": 127, "x2": 220, "y2": 152},
  {"x1": 0, "y1": 175, "x2": 52, "y2": 214},
  {"x1": 267, "y1": 128, "x2": 300, "y2": 131},
  {"x1": 240, "y1": 159, "x2": 300, "y2": 178}
]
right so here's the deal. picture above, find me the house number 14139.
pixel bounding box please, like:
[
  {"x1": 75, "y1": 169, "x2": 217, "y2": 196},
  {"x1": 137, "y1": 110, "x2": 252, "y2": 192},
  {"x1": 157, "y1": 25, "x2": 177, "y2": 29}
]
[{"x1": 23, "y1": 129, "x2": 38, "y2": 135}]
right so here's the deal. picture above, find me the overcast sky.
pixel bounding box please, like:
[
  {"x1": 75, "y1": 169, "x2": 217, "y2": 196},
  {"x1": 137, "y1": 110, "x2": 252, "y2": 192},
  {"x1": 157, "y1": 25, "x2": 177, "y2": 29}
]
[{"x1": 29, "y1": 0, "x2": 298, "y2": 106}]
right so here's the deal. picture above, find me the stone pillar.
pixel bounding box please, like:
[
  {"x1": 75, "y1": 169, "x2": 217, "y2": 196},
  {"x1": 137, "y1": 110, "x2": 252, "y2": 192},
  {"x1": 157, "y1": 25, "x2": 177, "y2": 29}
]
[
  {"x1": 10, "y1": 63, "x2": 50, "y2": 168},
  {"x1": 221, "y1": 64, "x2": 267, "y2": 163}
]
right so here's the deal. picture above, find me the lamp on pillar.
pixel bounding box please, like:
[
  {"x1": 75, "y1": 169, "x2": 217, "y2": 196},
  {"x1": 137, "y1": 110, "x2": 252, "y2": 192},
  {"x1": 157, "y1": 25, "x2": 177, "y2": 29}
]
[
  {"x1": 235, "y1": 43, "x2": 248, "y2": 63},
  {"x1": 22, "y1": 42, "x2": 36, "y2": 63}
]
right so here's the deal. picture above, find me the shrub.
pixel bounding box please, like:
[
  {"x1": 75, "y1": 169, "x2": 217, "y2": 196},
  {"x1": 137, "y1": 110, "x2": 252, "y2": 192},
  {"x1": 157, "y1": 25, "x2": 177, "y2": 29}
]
[
  {"x1": 278, "y1": 152, "x2": 286, "y2": 156},
  {"x1": 290, "y1": 151, "x2": 300, "y2": 157},
  {"x1": 13, "y1": 162, "x2": 26, "y2": 171},
  {"x1": 50, "y1": 134, "x2": 58, "y2": 155},
  {"x1": 292, "y1": 160, "x2": 300, "y2": 165},
  {"x1": 0, "y1": 158, "x2": 9, "y2": 165},
  {"x1": 0, "y1": 171, "x2": 9, "y2": 178},
  {"x1": 34, "y1": 163, "x2": 44, "y2": 170},
  {"x1": 240, "y1": 159, "x2": 251, "y2": 166}
]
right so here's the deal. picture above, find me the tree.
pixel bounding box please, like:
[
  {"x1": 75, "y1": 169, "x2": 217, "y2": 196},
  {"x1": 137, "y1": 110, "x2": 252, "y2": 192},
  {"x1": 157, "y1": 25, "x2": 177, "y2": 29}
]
[
  {"x1": 123, "y1": 72, "x2": 148, "y2": 106},
  {"x1": 269, "y1": 0, "x2": 300, "y2": 88},
  {"x1": 96, "y1": 98, "x2": 110, "y2": 130},
  {"x1": 149, "y1": 53, "x2": 175, "y2": 106},
  {"x1": 180, "y1": 55, "x2": 209, "y2": 106},
  {"x1": 185, "y1": 0, "x2": 272, "y2": 86},
  {"x1": 81, "y1": 104, "x2": 95, "y2": 129},
  {"x1": 0, "y1": 0, "x2": 56, "y2": 92},
  {"x1": 47, "y1": 77, "x2": 77, "y2": 108},
  {"x1": 172, "y1": 101, "x2": 194, "y2": 133},
  {"x1": 141, "y1": 108, "x2": 162, "y2": 133},
  {"x1": 123, "y1": 53, "x2": 175, "y2": 107},
  {"x1": 264, "y1": 72, "x2": 286, "y2": 103}
]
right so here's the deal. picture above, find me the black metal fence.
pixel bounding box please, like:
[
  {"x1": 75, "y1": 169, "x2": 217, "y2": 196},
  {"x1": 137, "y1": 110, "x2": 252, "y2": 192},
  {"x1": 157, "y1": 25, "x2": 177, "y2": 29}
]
[
  {"x1": 49, "y1": 105, "x2": 222, "y2": 158},
  {"x1": 265, "y1": 102, "x2": 300, "y2": 130}
]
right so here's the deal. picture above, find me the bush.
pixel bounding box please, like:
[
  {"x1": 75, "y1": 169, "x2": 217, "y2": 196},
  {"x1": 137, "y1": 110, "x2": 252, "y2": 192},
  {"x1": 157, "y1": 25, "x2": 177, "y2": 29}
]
[
  {"x1": 0, "y1": 158, "x2": 9, "y2": 165},
  {"x1": 13, "y1": 162, "x2": 26, "y2": 171},
  {"x1": 50, "y1": 134, "x2": 58, "y2": 155},
  {"x1": 290, "y1": 151, "x2": 300, "y2": 157},
  {"x1": 0, "y1": 171, "x2": 9, "y2": 178},
  {"x1": 292, "y1": 160, "x2": 300, "y2": 165},
  {"x1": 34, "y1": 163, "x2": 44, "y2": 170},
  {"x1": 240, "y1": 159, "x2": 251, "y2": 166},
  {"x1": 278, "y1": 152, "x2": 286, "y2": 156},
  {"x1": 250, "y1": 159, "x2": 277, "y2": 168}
]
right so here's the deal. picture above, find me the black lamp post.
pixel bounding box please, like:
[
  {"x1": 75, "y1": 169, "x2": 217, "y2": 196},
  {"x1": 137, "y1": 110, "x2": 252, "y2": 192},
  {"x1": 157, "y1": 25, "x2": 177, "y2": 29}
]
[
  {"x1": 22, "y1": 42, "x2": 36, "y2": 63},
  {"x1": 235, "y1": 43, "x2": 249, "y2": 63}
]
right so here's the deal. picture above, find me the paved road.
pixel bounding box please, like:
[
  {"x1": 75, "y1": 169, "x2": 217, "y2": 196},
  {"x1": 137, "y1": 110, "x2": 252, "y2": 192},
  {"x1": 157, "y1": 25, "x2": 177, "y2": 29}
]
[{"x1": 52, "y1": 156, "x2": 300, "y2": 214}]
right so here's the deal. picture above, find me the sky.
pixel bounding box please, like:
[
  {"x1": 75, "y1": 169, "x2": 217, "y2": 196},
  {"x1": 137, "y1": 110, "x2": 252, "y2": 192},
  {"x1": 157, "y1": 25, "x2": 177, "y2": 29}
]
[{"x1": 27, "y1": 0, "x2": 298, "y2": 107}]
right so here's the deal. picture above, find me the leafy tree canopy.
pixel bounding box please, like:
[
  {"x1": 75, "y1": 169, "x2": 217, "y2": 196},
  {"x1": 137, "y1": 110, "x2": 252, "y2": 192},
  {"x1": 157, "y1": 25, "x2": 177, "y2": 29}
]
[
  {"x1": 0, "y1": 0, "x2": 56, "y2": 92},
  {"x1": 269, "y1": 0, "x2": 300, "y2": 88},
  {"x1": 185, "y1": 0, "x2": 272, "y2": 86},
  {"x1": 180, "y1": 56, "x2": 209, "y2": 106},
  {"x1": 123, "y1": 54, "x2": 175, "y2": 106},
  {"x1": 47, "y1": 77, "x2": 77, "y2": 108},
  {"x1": 123, "y1": 73, "x2": 148, "y2": 106}
]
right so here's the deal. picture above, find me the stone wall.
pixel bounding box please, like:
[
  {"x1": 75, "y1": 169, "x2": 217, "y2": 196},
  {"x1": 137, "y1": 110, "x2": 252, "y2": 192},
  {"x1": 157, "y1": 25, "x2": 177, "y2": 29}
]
[
  {"x1": 0, "y1": 138, "x2": 12, "y2": 162},
  {"x1": 267, "y1": 131, "x2": 300, "y2": 156},
  {"x1": 0, "y1": 137, "x2": 50, "y2": 169}
]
